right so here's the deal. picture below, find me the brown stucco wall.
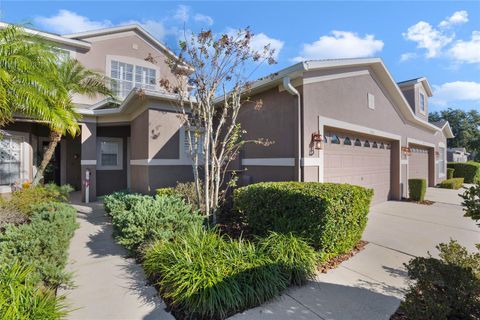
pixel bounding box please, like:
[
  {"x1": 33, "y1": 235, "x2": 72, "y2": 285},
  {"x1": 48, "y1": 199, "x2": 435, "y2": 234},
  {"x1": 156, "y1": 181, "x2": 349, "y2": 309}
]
[
  {"x1": 96, "y1": 125, "x2": 130, "y2": 196},
  {"x1": 148, "y1": 109, "x2": 182, "y2": 159}
]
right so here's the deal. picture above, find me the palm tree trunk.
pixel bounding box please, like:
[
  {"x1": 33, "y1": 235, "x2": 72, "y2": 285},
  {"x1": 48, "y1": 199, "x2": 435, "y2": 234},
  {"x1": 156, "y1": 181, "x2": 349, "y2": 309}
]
[{"x1": 33, "y1": 130, "x2": 62, "y2": 186}]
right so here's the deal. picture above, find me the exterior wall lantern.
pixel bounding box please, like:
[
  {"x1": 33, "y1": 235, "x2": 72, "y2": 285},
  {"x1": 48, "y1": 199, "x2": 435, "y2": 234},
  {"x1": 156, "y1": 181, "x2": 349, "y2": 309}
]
[
  {"x1": 311, "y1": 132, "x2": 324, "y2": 150},
  {"x1": 401, "y1": 146, "x2": 412, "y2": 156}
]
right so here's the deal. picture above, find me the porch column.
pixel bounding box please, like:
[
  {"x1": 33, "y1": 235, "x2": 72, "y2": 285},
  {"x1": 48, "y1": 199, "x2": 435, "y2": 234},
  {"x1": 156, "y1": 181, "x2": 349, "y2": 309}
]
[{"x1": 81, "y1": 122, "x2": 97, "y2": 202}]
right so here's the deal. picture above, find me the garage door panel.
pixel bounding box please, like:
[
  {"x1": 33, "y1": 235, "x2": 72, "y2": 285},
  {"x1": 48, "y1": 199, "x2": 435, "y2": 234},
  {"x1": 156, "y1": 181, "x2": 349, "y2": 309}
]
[
  {"x1": 408, "y1": 146, "x2": 429, "y2": 181},
  {"x1": 324, "y1": 131, "x2": 392, "y2": 204}
]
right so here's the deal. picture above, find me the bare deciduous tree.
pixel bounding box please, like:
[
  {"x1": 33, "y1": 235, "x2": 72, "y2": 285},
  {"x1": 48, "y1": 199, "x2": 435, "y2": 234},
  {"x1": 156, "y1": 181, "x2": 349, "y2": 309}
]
[{"x1": 158, "y1": 28, "x2": 276, "y2": 223}]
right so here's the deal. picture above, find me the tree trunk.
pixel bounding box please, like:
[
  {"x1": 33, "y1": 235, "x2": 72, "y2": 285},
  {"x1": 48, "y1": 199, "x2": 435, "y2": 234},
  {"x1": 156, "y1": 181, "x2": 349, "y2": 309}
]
[{"x1": 33, "y1": 130, "x2": 62, "y2": 186}]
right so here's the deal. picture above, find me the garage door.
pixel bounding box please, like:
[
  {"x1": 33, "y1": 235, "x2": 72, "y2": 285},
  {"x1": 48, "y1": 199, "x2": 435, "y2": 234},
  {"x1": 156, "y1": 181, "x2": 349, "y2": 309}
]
[
  {"x1": 324, "y1": 131, "x2": 392, "y2": 204},
  {"x1": 409, "y1": 145, "x2": 429, "y2": 181}
]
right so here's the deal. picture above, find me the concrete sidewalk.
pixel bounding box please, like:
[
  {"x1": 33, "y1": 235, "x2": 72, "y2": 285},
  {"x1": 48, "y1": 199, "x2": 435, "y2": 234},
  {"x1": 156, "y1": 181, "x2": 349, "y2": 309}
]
[
  {"x1": 59, "y1": 196, "x2": 173, "y2": 320},
  {"x1": 232, "y1": 187, "x2": 480, "y2": 320}
]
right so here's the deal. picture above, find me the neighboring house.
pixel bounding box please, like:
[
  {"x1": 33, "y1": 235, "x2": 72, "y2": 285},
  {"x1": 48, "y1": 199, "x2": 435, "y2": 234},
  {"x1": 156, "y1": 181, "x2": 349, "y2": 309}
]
[
  {"x1": 447, "y1": 148, "x2": 470, "y2": 163},
  {"x1": 0, "y1": 23, "x2": 454, "y2": 204}
]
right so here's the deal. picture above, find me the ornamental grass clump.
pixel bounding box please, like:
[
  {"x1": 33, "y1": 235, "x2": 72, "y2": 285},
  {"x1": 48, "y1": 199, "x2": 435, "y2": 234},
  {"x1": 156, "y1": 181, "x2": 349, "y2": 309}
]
[
  {"x1": 0, "y1": 261, "x2": 68, "y2": 320},
  {"x1": 143, "y1": 227, "x2": 317, "y2": 319},
  {"x1": 258, "y1": 232, "x2": 318, "y2": 286}
]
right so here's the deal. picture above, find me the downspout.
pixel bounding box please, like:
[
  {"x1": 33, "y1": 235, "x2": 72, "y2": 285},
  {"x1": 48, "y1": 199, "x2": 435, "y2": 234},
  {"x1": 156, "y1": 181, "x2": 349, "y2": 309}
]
[{"x1": 282, "y1": 77, "x2": 302, "y2": 181}]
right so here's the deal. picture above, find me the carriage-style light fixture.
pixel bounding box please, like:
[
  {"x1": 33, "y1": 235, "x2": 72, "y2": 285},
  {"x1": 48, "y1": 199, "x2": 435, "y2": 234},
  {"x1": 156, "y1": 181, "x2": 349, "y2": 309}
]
[
  {"x1": 401, "y1": 146, "x2": 412, "y2": 156},
  {"x1": 311, "y1": 132, "x2": 324, "y2": 150}
]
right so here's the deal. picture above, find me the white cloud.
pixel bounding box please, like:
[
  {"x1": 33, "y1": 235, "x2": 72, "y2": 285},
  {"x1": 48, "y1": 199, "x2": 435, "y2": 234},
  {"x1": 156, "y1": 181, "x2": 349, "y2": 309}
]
[
  {"x1": 35, "y1": 9, "x2": 112, "y2": 34},
  {"x1": 439, "y1": 10, "x2": 469, "y2": 28},
  {"x1": 448, "y1": 31, "x2": 480, "y2": 64},
  {"x1": 250, "y1": 33, "x2": 284, "y2": 60},
  {"x1": 194, "y1": 14, "x2": 213, "y2": 26},
  {"x1": 430, "y1": 81, "x2": 480, "y2": 106},
  {"x1": 292, "y1": 31, "x2": 384, "y2": 62},
  {"x1": 403, "y1": 21, "x2": 453, "y2": 58},
  {"x1": 173, "y1": 5, "x2": 190, "y2": 23},
  {"x1": 400, "y1": 52, "x2": 417, "y2": 62}
]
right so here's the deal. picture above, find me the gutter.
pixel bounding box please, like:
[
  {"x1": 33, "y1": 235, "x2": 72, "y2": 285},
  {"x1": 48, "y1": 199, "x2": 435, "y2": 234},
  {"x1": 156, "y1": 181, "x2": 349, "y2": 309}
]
[{"x1": 282, "y1": 77, "x2": 302, "y2": 181}]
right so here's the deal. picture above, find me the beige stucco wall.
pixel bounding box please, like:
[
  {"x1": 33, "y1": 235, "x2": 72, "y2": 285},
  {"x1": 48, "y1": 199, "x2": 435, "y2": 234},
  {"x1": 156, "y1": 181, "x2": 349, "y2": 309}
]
[
  {"x1": 302, "y1": 67, "x2": 446, "y2": 195},
  {"x1": 73, "y1": 30, "x2": 184, "y2": 105}
]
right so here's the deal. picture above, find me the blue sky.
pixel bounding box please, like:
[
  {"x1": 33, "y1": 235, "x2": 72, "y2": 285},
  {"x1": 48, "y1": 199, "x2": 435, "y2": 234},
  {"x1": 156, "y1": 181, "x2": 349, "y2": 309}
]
[{"x1": 1, "y1": 1, "x2": 479, "y2": 112}]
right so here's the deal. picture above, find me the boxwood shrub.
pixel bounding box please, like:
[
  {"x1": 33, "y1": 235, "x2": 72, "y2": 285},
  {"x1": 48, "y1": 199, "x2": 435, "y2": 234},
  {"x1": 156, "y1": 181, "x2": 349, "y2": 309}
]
[
  {"x1": 448, "y1": 162, "x2": 480, "y2": 183},
  {"x1": 234, "y1": 182, "x2": 373, "y2": 261},
  {"x1": 409, "y1": 178, "x2": 427, "y2": 201},
  {"x1": 447, "y1": 168, "x2": 455, "y2": 179},
  {"x1": 438, "y1": 178, "x2": 464, "y2": 190},
  {"x1": 143, "y1": 227, "x2": 317, "y2": 319},
  {"x1": 104, "y1": 193, "x2": 204, "y2": 253},
  {"x1": 0, "y1": 202, "x2": 78, "y2": 287}
]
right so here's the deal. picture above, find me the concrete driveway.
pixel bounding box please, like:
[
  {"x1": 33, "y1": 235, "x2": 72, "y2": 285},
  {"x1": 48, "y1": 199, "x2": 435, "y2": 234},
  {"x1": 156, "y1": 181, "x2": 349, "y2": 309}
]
[{"x1": 232, "y1": 187, "x2": 480, "y2": 320}]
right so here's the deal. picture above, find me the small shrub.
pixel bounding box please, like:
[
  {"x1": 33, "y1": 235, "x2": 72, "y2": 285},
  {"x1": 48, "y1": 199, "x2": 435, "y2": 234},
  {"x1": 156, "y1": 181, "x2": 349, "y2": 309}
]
[
  {"x1": 108, "y1": 194, "x2": 204, "y2": 253},
  {"x1": 447, "y1": 162, "x2": 480, "y2": 183},
  {"x1": 400, "y1": 240, "x2": 480, "y2": 319},
  {"x1": 144, "y1": 227, "x2": 305, "y2": 319},
  {"x1": 8, "y1": 184, "x2": 73, "y2": 215},
  {"x1": 438, "y1": 178, "x2": 464, "y2": 190},
  {"x1": 0, "y1": 261, "x2": 68, "y2": 320},
  {"x1": 155, "y1": 188, "x2": 175, "y2": 197},
  {"x1": 0, "y1": 202, "x2": 78, "y2": 287},
  {"x1": 409, "y1": 178, "x2": 427, "y2": 201},
  {"x1": 103, "y1": 192, "x2": 143, "y2": 216},
  {"x1": 447, "y1": 168, "x2": 455, "y2": 179},
  {"x1": 234, "y1": 182, "x2": 373, "y2": 261},
  {"x1": 461, "y1": 183, "x2": 480, "y2": 225},
  {"x1": 258, "y1": 232, "x2": 317, "y2": 286}
]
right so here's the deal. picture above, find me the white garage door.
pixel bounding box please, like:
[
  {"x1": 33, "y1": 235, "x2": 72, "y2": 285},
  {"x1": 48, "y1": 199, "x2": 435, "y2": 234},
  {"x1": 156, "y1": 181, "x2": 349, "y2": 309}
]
[
  {"x1": 409, "y1": 146, "x2": 429, "y2": 181},
  {"x1": 324, "y1": 131, "x2": 392, "y2": 204}
]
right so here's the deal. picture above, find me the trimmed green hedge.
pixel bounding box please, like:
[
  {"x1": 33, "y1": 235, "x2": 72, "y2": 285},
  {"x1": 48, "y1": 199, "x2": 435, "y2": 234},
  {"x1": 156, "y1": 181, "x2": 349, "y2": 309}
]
[
  {"x1": 155, "y1": 188, "x2": 176, "y2": 197},
  {"x1": 447, "y1": 168, "x2": 455, "y2": 179},
  {"x1": 143, "y1": 227, "x2": 317, "y2": 319},
  {"x1": 234, "y1": 182, "x2": 373, "y2": 261},
  {"x1": 104, "y1": 193, "x2": 204, "y2": 253},
  {"x1": 448, "y1": 162, "x2": 480, "y2": 183},
  {"x1": 438, "y1": 178, "x2": 464, "y2": 190},
  {"x1": 409, "y1": 179, "x2": 427, "y2": 201},
  {"x1": 0, "y1": 202, "x2": 78, "y2": 287}
]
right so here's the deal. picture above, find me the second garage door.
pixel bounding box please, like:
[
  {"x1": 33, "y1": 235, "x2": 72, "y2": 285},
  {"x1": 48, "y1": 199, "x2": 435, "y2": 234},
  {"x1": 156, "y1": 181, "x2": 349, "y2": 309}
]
[
  {"x1": 323, "y1": 131, "x2": 392, "y2": 204},
  {"x1": 409, "y1": 145, "x2": 429, "y2": 181}
]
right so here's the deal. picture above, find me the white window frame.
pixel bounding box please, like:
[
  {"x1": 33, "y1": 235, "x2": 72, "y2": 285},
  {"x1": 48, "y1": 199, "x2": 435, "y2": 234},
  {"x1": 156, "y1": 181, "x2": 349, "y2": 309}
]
[
  {"x1": 419, "y1": 92, "x2": 426, "y2": 114},
  {"x1": 438, "y1": 146, "x2": 446, "y2": 177},
  {"x1": 97, "y1": 137, "x2": 123, "y2": 171},
  {"x1": 106, "y1": 55, "x2": 159, "y2": 99},
  {"x1": 0, "y1": 131, "x2": 30, "y2": 193}
]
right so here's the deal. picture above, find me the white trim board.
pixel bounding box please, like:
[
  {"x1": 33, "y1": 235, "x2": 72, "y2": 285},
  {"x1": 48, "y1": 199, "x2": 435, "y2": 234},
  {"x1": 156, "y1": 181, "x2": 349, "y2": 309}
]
[
  {"x1": 130, "y1": 159, "x2": 193, "y2": 166},
  {"x1": 407, "y1": 137, "x2": 435, "y2": 148},
  {"x1": 81, "y1": 160, "x2": 97, "y2": 165},
  {"x1": 242, "y1": 158, "x2": 295, "y2": 166},
  {"x1": 320, "y1": 116, "x2": 402, "y2": 141}
]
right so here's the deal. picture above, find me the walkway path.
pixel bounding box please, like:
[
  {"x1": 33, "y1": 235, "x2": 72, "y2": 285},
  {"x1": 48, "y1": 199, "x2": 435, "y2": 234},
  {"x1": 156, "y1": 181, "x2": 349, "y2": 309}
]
[
  {"x1": 59, "y1": 195, "x2": 173, "y2": 320},
  {"x1": 231, "y1": 187, "x2": 480, "y2": 320}
]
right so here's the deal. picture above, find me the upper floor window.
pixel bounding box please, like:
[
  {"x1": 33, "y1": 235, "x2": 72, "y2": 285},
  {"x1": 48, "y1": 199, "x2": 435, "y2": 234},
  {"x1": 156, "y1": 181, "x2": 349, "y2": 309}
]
[
  {"x1": 110, "y1": 60, "x2": 156, "y2": 98},
  {"x1": 419, "y1": 92, "x2": 425, "y2": 113}
]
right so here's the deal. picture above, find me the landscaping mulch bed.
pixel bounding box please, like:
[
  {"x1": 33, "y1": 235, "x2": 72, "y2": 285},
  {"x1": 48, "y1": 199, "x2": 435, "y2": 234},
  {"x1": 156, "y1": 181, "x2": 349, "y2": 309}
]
[
  {"x1": 317, "y1": 240, "x2": 368, "y2": 273},
  {"x1": 0, "y1": 207, "x2": 29, "y2": 232},
  {"x1": 401, "y1": 198, "x2": 435, "y2": 206}
]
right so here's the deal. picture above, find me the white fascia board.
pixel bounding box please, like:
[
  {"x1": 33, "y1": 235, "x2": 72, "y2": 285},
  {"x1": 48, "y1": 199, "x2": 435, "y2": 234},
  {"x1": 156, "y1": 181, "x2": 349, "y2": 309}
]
[{"x1": 0, "y1": 22, "x2": 91, "y2": 50}]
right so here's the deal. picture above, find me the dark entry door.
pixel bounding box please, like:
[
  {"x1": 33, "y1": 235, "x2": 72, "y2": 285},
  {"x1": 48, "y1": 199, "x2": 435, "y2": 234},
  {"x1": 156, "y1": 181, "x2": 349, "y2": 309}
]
[{"x1": 41, "y1": 141, "x2": 61, "y2": 185}]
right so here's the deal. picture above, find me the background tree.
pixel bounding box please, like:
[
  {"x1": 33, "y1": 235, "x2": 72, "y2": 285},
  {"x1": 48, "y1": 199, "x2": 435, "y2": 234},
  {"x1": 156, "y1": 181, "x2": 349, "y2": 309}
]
[
  {"x1": 33, "y1": 59, "x2": 112, "y2": 185},
  {"x1": 0, "y1": 25, "x2": 58, "y2": 128},
  {"x1": 160, "y1": 28, "x2": 276, "y2": 223},
  {"x1": 429, "y1": 108, "x2": 480, "y2": 159}
]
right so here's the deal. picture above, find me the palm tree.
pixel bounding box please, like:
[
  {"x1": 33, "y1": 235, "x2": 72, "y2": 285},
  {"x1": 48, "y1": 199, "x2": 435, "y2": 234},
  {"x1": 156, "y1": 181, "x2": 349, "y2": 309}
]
[
  {"x1": 0, "y1": 25, "x2": 59, "y2": 127},
  {"x1": 33, "y1": 59, "x2": 112, "y2": 185}
]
